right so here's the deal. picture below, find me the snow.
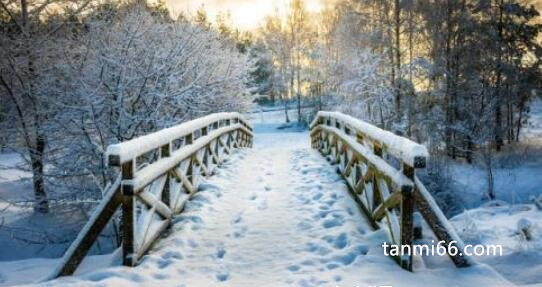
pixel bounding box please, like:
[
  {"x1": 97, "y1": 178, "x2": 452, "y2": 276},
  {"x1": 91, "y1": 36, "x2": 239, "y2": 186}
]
[
  {"x1": 1, "y1": 109, "x2": 540, "y2": 286},
  {"x1": 311, "y1": 111, "x2": 429, "y2": 167},
  {"x1": 128, "y1": 124, "x2": 252, "y2": 191},
  {"x1": 106, "y1": 113, "x2": 251, "y2": 164},
  {"x1": 45, "y1": 177, "x2": 121, "y2": 281},
  {"x1": 448, "y1": 160, "x2": 542, "y2": 209},
  {"x1": 7, "y1": 113, "x2": 511, "y2": 287},
  {"x1": 317, "y1": 124, "x2": 413, "y2": 189},
  {"x1": 0, "y1": 250, "x2": 121, "y2": 286},
  {"x1": 450, "y1": 203, "x2": 542, "y2": 286},
  {"x1": 0, "y1": 153, "x2": 33, "y2": 205},
  {"x1": 0, "y1": 153, "x2": 30, "y2": 183},
  {"x1": 414, "y1": 176, "x2": 470, "y2": 263}
]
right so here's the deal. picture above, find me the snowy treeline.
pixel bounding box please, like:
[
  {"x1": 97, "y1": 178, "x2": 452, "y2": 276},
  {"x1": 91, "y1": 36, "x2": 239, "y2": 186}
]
[
  {"x1": 252, "y1": 0, "x2": 541, "y2": 207},
  {"x1": 256, "y1": 0, "x2": 541, "y2": 143},
  {"x1": 0, "y1": 1, "x2": 253, "y2": 213}
]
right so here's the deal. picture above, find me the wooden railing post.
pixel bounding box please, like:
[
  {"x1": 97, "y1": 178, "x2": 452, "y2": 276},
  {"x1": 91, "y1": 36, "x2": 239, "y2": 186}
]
[
  {"x1": 401, "y1": 163, "x2": 415, "y2": 271},
  {"x1": 185, "y1": 133, "x2": 193, "y2": 145},
  {"x1": 372, "y1": 143, "x2": 383, "y2": 210},
  {"x1": 121, "y1": 159, "x2": 136, "y2": 267},
  {"x1": 161, "y1": 143, "x2": 171, "y2": 208}
]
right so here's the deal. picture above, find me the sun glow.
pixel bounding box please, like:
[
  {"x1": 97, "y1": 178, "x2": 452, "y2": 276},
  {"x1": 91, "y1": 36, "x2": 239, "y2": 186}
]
[{"x1": 166, "y1": 0, "x2": 330, "y2": 30}]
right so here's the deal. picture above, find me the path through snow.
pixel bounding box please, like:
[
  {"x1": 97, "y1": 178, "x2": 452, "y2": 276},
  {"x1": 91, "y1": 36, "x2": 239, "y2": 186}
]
[{"x1": 30, "y1": 122, "x2": 512, "y2": 287}]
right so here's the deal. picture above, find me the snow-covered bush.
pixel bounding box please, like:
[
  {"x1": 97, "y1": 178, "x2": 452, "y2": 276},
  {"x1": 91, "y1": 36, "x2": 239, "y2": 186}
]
[
  {"x1": 517, "y1": 218, "x2": 534, "y2": 241},
  {"x1": 457, "y1": 209, "x2": 482, "y2": 244}
]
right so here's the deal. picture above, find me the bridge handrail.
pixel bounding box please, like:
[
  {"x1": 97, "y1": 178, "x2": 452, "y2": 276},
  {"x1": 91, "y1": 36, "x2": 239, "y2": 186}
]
[
  {"x1": 50, "y1": 112, "x2": 253, "y2": 279},
  {"x1": 122, "y1": 123, "x2": 252, "y2": 192},
  {"x1": 310, "y1": 111, "x2": 428, "y2": 168},
  {"x1": 315, "y1": 124, "x2": 413, "y2": 191},
  {"x1": 310, "y1": 111, "x2": 469, "y2": 271},
  {"x1": 107, "y1": 112, "x2": 252, "y2": 165}
]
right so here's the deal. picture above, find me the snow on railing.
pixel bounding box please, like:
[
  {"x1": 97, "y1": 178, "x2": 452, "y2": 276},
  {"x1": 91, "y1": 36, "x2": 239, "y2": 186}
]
[
  {"x1": 310, "y1": 111, "x2": 428, "y2": 168},
  {"x1": 310, "y1": 111, "x2": 469, "y2": 271},
  {"x1": 107, "y1": 112, "x2": 252, "y2": 165},
  {"x1": 50, "y1": 112, "x2": 253, "y2": 279}
]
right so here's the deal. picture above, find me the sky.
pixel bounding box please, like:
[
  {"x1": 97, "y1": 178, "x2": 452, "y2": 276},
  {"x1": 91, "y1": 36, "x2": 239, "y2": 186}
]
[
  {"x1": 165, "y1": 0, "x2": 331, "y2": 30},
  {"x1": 165, "y1": 0, "x2": 542, "y2": 31}
]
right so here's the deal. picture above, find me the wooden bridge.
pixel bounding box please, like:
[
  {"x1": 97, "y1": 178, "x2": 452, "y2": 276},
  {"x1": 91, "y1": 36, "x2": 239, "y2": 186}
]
[{"x1": 47, "y1": 111, "x2": 470, "y2": 280}]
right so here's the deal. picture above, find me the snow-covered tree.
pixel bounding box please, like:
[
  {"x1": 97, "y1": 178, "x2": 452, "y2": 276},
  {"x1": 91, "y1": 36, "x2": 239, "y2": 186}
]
[{"x1": 0, "y1": 2, "x2": 253, "y2": 210}]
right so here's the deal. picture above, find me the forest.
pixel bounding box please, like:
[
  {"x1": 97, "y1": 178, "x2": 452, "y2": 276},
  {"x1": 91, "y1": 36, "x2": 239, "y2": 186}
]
[
  {"x1": 0, "y1": 0, "x2": 541, "y2": 285},
  {"x1": 1, "y1": 0, "x2": 540, "y2": 215}
]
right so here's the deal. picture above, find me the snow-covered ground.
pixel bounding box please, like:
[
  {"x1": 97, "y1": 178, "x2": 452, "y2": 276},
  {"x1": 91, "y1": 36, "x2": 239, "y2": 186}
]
[
  {"x1": 451, "y1": 203, "x2": 542, "y2": 286},
  {"x1": 446, "y1": 98, "x2": 542, "y2": 209},
  {"x1": 0, "y1": 152, "x2": 115, "y2": 267},
  {"x1": 448, "y1": 159, "x2": 542, "y2": 209},
  {"x1": 0, "y1": 106, "x2": 540, "y2": 286}
]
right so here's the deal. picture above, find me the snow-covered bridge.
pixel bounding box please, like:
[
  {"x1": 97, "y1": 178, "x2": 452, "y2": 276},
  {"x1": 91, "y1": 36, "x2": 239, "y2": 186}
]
[{"x1": 37, "y1": 112, "x2": 510, "y2": 287}]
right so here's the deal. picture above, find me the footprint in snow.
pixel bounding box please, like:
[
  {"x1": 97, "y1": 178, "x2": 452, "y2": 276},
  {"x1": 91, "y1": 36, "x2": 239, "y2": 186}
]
[
  {"x1": 322, "y1": 233, "x2": 348, "y2": 249},
  {"x1": 216, "y1": 272, "x2": 230, "y2": 282},
  {"x1": 297, "y1": 221, "x2": 312, "y2": 231},
  {"x1": 233, "y1": 226, "x2": 248, "y2": 238},
  {"x1": 216, "y1": 246, "x2": 226, "y2": 259},
  {"x1": 231, "y1": 212, "x2": 243, "y2": 225},
  {"x1": 326, "y1": 262, "x2": 341, "y2": 270},
  {"x1": 322, "y1": 216, "x2": 345, "y2": 229},
  {"x1": 305, "y1": 242, "x2": 332, "y2": 256},
  {"x1": 188, "y1": 239, "x2": 199, "y2": 248},
  {"x1": 161, "y1": 251, "x2": 183, "y2": 261},
  {"x1": 152, "y1": 273, "x2": 169, "y2": 280},
  {"x1": 258, "y1": 200, "x2": 268, "y2": 210},
  {"x1": 324, "y1": 245, "x2": 369, "y2": 268},
  {"x1": 312, "y1": 193, "x2": 323, "y2": 201},
  {"x1": 156, "y1": 258, "x2": 175, "y2": 269},
  {"x1": 287, "y1": 265, "x2": 301, "y2": 272}
]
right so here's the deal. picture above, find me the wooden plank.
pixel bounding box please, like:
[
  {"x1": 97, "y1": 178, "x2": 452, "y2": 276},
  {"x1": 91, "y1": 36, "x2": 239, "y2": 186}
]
[
  {"x1": 51, "y1": 179, "x2": 122, "y2": 278},
  {"x1": 173, "y1": 167, "x2": 196, "y2": 194},
  {"x1": 138, "y1": 190, "x2": 173, "y2": 220},
  {"x1": 55, "y1": 118, "x2": 252, "y2": 279},
  {"x1": 310, "y1": 116, "x2": 474, "y2": 272},
  {"x1": 160, "y1": 145, "x2": 170, "y2": 208},
  {"x1": 136, "y1": 219, "x2": 171, "y2": 260},
  {"x1": 122, "y1": 191, "x2": 136, "y2": 266},
  {"x1": 344, "y1": 173, "x2": 379, "y2": 229},
  {"x1": 162, "y1": 174, "x2": 171, "y2": 209},
  {"x1": 373, "y1": 191, "x2": 402, "y2": 221},
  {"x1": 194, "y1": 149, "x2": 211, "y2": 176},
  {"x1": 218, "y1": 137, "x2": 231, "y2": 155},
  {"x1": 121, "y1": 160, "x2": 136, "y2": 267},
  {"x1": 400, "y1": 164, "x2": 415, "y2": 271},
  {"x1": 413, "y1": 184, "x2": 471, "y2": 267}
]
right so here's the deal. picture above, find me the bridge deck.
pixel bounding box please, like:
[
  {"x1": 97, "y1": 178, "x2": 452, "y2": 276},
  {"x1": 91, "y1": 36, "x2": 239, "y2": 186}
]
[
  {"x1": 42, "y1": 124, "x2": 509, "y2": 287},
  {"x1": 163, "y1": 129, "x2": 376, "y2": 286}
]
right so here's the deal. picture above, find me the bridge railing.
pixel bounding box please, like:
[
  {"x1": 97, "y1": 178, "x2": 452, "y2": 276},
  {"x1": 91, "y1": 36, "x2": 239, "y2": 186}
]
[
  {"x1": 310, "y1": 111, "x2": 470, "y2": 271},
  {"x1": 50, "y1": 112, "x2": 253, "y2": 279}
]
